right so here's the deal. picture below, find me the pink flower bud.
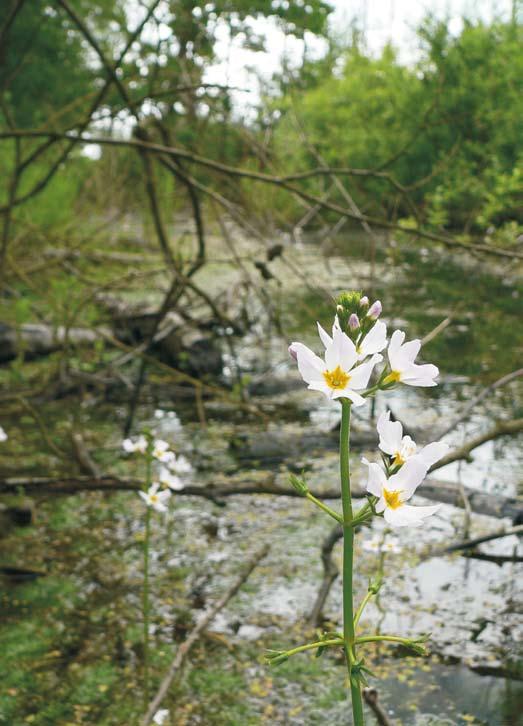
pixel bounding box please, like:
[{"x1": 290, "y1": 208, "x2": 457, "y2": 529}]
[
  {"x1": 359, "y1": 296, "x2": 369, "y2": 307},
  {"x1": 288, "y1": 343, "x2": 298, "y2": 361},
  {"x1": 368, "y1": 300, "x2": 382, "y2": 320},
  {"x1": 349, "y1": 313, "x2": 360, "y2": 330}
]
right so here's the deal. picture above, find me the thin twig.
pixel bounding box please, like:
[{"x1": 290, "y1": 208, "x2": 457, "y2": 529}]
[
  {"x1": 426, "y1": 524, "x2": 523, "y2": 559},
  {"x1": 362, "y1": 688, "x2": 395, "y2": 726},
  {"x1": 436, "y1": 368, "x2": 523, "y2": 439},
  {"x1": 141, "y1": 544, "x2": 270, "y2": 725}
]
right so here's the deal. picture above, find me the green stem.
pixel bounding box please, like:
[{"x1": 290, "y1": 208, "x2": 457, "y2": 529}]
[
  {"x1": 143, "y1": 454, "x2": 152, "y2": 706},
  {"x1": 353, "y1": 589, "x2": 374, "y2": 631},
  {"x1": 350, "y1": 502, "x2": 372, "y2": 528},
  {"x1": 280, "y1": 638, "x2": 344, "y2": 658},
  {"x1": 305, "y1": 491, "x2": 343, "y2": 523},
  {"x1": 340, "y1": 400, "x2": 365, "y2": 725},
  {"x1": 355, "y1": 635, "x2": 415, "y2": 646}
]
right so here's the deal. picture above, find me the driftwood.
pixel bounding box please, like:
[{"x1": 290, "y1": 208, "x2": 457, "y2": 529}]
[
  {"x1": 0, "y1": 311, "x2": 223, "y2": 376},
  {"x1": 430, "y1": 418, "x2": 523, "y2": 471},
  {"x1": 362, "y1": 688, "x2": 395, "y2": 726},
  {"x1": 436, "y1": 368, "x2": 523, "y2": 439},
  {"x1": 463, "y1": 551, "x2": 523, "y2": 565},
  {"x1": 230, "y1": 416, "x2": 523, "y2": 471},
  {"x1": 0, "y1": 474, "x2": 521, "y2": 522},
  {"x1": 424, "y1": 523, "x2": 523, "y2": 559},
  {"x1": 0, "y1": 323, "x2": 110, "y2": 363},
  {"x1": 229, "y1": 427, "x2": 377, "y2": 463},
  {"x1": 141, "y1": 544, "x2": 270, "y2": 725}
]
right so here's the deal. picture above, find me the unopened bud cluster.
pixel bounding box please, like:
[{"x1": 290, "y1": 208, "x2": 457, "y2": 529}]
[{"x1": 336, "y1": 292, "x2": 382, "y2": 343}]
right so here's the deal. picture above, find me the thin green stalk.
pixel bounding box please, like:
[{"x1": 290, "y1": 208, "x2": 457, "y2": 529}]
[
  {"x1": 340, "y1": 400, "x2": 365, "y2": 725},
  {"x1": 280, "y1": 638, "x2": 344, "y2": 658},
  {"x1": 305, "y1": 491, "x2": 343, "y2": 523},
  {"x1": 353, "y1": 589, "x2": 374, "y2": 631},
  {"x1": 143, "y1": 453, "x2": 152, "y2": 706},
  {"x1": 356, "y1": 635, "x2": 415, "y2": 646}
]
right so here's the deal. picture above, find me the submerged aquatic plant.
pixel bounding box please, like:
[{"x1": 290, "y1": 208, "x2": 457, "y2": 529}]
[{"x1": 268, "y1": 292, "x2": 449, "y2": 724}]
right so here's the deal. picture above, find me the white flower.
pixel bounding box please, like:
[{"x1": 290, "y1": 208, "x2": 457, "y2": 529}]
[
  {"x1": 0, "y1": 426, "x2": 7, "y2": 442},
  {"x1": 362, "y1": 536, "x2": 381, "y2": 553},
  {"x1": 381, "y1": 539, "x2": 401, "y2": 554},
  {"x1": 377, "y1": 411, "x2": 449, "y2": 468},
  {"x1": 362, "y1": 456, "x2": 440, "y2": 527},
  {"x1": 153, "y1": 709, "x2": 170, "y2": 725},
  {"x1": 291, "y1": 326, "x2": 382, "y2": 406},
  {"x1": 356, "y1": 320, "x2": 388, "y2": 360},
  {"x1": 362, "y1": 534, "x2": 401, "y2": 553},
  {"x1": 123, "y1": 435, "x2": 147, "y2": 454},
  {"x1": 139, "y1": 483, "x2": 171, "y2": 512},
  {"x1": 318, "y1": 318, "x2": 387, "y2": 361},
  {"x1": 318, "y1": 317, "x2": 388, "y2": 356},
  {"x1": 151, "y1": 439, "x2": 174, "y2": 464},
  {"x1": 169, "y1": 454, "x2": 191, "y2": 475},
  {"x1": 384, "y1": 330, "x2": 439, "y2": 387},
  {"x1": 158, "y1": 467, "x2": 184, "y2": 491},
  {"x1": 154, "y1": 409, "x2": 165, "y2": 419}
]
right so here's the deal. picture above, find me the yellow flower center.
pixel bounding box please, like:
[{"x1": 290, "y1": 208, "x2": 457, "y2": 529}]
[
  {"x1": 323, "y1": 365, "x2": 350, "y2": 390},
  {"x1": 150, "y1": 494, "x2": 158, "y2": 504},
  {"x1": 392, "y1": 453, "x2": 405, "y2": 467},
  {"x1": 383, "y1": 370, "x2": 401, "y2": 385},
  {"x1": 383, "y1": 488, "x2": 403, "y2": 510}
]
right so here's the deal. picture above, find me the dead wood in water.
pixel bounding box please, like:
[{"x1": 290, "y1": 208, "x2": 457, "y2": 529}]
[
  {"x1": 0, "y1": 323, "x2": 111, "y2": 363},
  {"x1": 1, "y1": 473, "x2": 521, "y2": 522},
  {"x1": 363, "y1": 688, "x2": 395, "y2": 726},
  {"x1": 424, "y1": 523, "x2": 523, "y2": 559}
]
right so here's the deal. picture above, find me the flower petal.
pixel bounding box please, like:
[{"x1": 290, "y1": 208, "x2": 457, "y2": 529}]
[
  {"x1": 418, "y1": 441, "x2": 450, "y2": 468},
  {"x1": 326, "y1": 327, "x2": 357, "y2": 371},
  {"x1": 399, "y1": 338, "x2": 421, "y2": 364},
  {"x1": 307, "y1": 380, "x2": 333, "y2": 399},
  {"x1": 348, "y1": 354, "x2": 382, "y2": 390},
  {"x1": 332, "y1": 388, "x2": 366, "y2": 406},
  {"x1": 387, "y1": 330, "x2": 405, "y2": 370},
  {"x1": 384, "y1": 503, "x2": 440, "y2": 527},
  {"x1": 358, "y1": 320, "x2": 388, "y2": 357},
  {"x1": 293, "y1": 343, "x2": 326, "y2": 384},
  {"x1": 317, "y1": 321, "x2": 333, "y2": 348},
  {"x1": 375, "y1": 497, "x2": 386, "y2": 513},
  {"x1": 377, "y1": 410, "x2": 403, "y2": 456},
  {"x1": 362, "y1": 457, "x2": 386, "y2": 497},
  {"x1": 400, "y1": 363, "x2": 439, "y2": 387},
  {"x1": 388, "y1": 456, "x2": 427, "y2": 499}
]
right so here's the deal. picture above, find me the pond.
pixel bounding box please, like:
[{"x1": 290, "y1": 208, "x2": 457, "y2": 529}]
[{"x1": 1, "y1": 230, "x2": 522, "y2": 725}]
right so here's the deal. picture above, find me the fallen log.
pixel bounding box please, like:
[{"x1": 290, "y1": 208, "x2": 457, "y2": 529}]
[
  {"x1": 0, "y1": 323, "x2": 111, "y2": 363},
  {"x1": 0, "y1": 474, "x2": 521, "y2": 521},
  {"x1": 229, "y1": 426, "x2": 376, "y2": 463},
  {"x1": 0, "y1": 313, "x2": 223, "y2": 377},
  {"x1": 424, "y1": 523, "x2": 523, "y2": 559}
]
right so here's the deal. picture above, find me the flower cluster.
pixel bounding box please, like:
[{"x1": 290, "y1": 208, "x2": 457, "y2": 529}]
[
  {"x1": 290, "y1": 294, "x2": 438, "y2": 407},
  {"x1": 122, "y1": 432, "x2": 191, "y2": 513},
  {"x1": 290, "y1": 292, "x2": 448, "y2": 528}
]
